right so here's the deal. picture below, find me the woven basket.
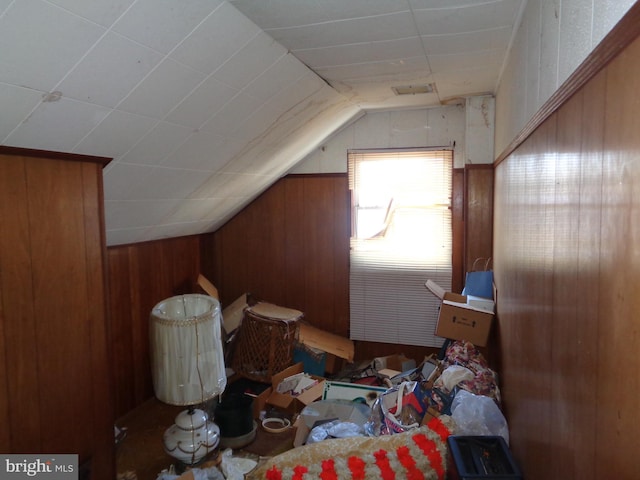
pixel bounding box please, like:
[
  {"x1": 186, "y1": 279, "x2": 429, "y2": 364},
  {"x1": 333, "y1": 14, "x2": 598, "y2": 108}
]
[{"x1": 232, "y1": 302, "x2": 303, "y2": 383}]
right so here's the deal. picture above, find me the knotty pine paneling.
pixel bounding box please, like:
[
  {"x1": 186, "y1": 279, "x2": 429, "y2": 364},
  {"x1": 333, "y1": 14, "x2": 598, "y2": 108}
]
[
  {"x1": 107, "y1": 236, "x2": 201, "y2": 418},
  {"x1": 494, "y1": 32, "x2": 640, "y2": 480}
]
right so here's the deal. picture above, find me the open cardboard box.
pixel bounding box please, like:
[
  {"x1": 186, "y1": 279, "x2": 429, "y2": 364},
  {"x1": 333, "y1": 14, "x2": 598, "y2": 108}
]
[
  {"x1": 425, "y1": 280, "x2": 494, "y2": 347},
  {"x1": 252, "y1": 362, "x2": 325, "y2": 418}
]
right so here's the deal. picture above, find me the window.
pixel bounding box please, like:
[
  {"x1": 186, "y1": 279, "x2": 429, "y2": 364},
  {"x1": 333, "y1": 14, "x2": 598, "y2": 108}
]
[{"x1": 348, "y1": 148, "x2": 453, "y2": 347}]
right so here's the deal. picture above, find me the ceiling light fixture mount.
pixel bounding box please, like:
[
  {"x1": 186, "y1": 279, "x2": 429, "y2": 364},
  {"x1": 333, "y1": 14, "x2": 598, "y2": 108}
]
[{"x1": 391, "y1": 83, "x2": 435, "y2": 95}]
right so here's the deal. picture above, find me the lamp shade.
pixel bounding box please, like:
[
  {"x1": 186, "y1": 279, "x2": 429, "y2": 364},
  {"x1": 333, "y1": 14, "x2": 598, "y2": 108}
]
[{"x1": 150, "y1": 294, "x2": 226, "y2": 406}]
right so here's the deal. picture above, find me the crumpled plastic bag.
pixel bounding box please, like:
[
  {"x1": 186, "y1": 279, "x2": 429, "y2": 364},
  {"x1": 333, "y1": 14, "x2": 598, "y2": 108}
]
[
  {"x1": 307, "y1": 420, "x2": 364, "y2": 444},
  {"x1": 451, "y1": 389, "x2": 509, "y2": 444}
]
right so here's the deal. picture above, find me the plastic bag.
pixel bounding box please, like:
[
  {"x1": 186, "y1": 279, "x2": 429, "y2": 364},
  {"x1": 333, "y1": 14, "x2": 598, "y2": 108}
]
[
  {"x1": 306, "y1": 420, "x2": 364, "y2": 444},
  {"x1": 451, "y1": 390, "x2": 509, "y2": 444},
  {"x1": 379, "y1": 381, "x2": 428, "y2": 434}
]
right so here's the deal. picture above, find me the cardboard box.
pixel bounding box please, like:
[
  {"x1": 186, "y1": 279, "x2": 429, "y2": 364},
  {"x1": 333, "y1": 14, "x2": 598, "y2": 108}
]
[
  {"x1": 255, "y1": 363, "x2": 325, "y2": 417},
  {"x1": 298, "y1": 323, "x2": 354, "y2": 362},
  {"x1": 373, "y1": 354, "x2": 416, "y2": 372},
  {"x1": 425, "y1": 280, "x2": 494, "y2": 347}
]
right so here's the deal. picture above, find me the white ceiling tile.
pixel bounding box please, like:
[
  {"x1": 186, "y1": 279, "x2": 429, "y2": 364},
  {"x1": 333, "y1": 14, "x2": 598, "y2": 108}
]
[
  {"x1": 134, "y1": 166, "x2": 211, "y2": 200},
  {"x1": 212, "y1": 32, "x2": 287, "y2": 90},
  {"x1": 190, "y1": 172, "x2": 258, "y2": 199},
  {"x1": 428, "y1": 50, "x2": 503, "y2": 73},
  {"x1": 72, "y1": 109, "x2": 157, "y2": 159},
  {"x1": 111, "y1": 0, "x2": 223, "y2": 54},
  {"x1": 103, "y1": 162, "x2": 156, "y2": 200},
  {"x1": 105, "y1": 226, "x2": 147, "y2": 246},
  {"x1": 421, "y1": 27, "x2": 512, "y2": 56},
  {"x1": 0, "y1": 0, "x2": 12, "y2": 15},
  {"x1": 200, "y1": 93, "x2": 265, "y2": 137},
  {"x1": 46, "y1": 0, "x2": 135, "y2": 27},
  {"x1": 408, "y1": 0, "x2": 507, "y2": 8},
  {"x1": 57, "y1": 32, "x2": 163, "y2": 108},
  {"x1": 165, "y1": 75, "x2": 240, "y2": 129},
  {"x1": 433, "y1": 66, "x2": 498, "y2": 98},
  {"x1": 242, "y1": 53, "x2": 309, "y2": 101},
  {"x1": 0, "y1": 0, "x2": 105, "y2": 91},
  {"x1": 266, "y1": 12, "x2": 417, "y2": 50},
  {"x1": 294, "y1": 37, "x2": 424, "y2": 68},
  {"x1": 4, "y1": 97, "x2": 110, "y2": 152},
  {"x1": 170, "y1": 1, "x2": 261, "y2": 75},
  {"x1": 120, "y1": 121, "x2": 193, "y2": 165},
  {"x1": 318, "y1": 0, "x2": 409, "y2": 21},
  {"x1": 0, "y1": 84, "x2": 43, "y2": 142},
  {"x1": 229, "y1": 0, "x2": 330, "y2": 29},
  {"x1": 412, "y1": 0, "x2": 521, "y2": 36},
  {"x1": 105, "y1": 199, "x2": 181, "y2": 230},
  {"x1": 136, "y1": 220, "x2": 214, "y2": 242},
  {"x1": 161, "y1": 130, "x2": 230, "y2": 171},
  {"x1": 160, "y1": 198, "x2": 227, "y2": 223},
  {"x1": 316, "y1": 56, "x2": 431, "y2": 82},
  {"x1": 118, "y1": 59, "x2": 206, "y2": 119}
]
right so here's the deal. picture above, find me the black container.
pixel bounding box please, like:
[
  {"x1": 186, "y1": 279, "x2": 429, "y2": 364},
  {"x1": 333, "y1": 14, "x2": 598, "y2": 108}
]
[
  {"x1": 447, "y1": 435, "x2": 523, "y2": 479},
  {"x1": 214, "y1": 393, "x2": 254, "y2": 438}
]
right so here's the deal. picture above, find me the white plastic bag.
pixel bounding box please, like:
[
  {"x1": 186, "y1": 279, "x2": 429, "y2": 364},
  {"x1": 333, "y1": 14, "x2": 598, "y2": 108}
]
[{"x1": 451, "y1": 390, "x2": 510, "y2": 444}]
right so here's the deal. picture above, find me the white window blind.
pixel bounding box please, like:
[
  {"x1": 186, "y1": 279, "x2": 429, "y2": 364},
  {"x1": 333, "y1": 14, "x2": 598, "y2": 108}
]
[{"x1": 348, "y1": 148, "x2": 453, "y2": 347}]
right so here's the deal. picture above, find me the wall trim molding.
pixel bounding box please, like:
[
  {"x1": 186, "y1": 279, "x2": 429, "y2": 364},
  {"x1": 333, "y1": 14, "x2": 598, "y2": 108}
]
[{"x1": 495, "y1": 1, "x2": 640, "y2": 166}]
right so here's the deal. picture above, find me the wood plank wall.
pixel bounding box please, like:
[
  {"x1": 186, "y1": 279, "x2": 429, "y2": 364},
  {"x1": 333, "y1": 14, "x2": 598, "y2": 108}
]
[
  {"x1": 0, "y1": 151, "x2": 114, "y2": 478},
  {"x1": 493, "y1": 29, "x2": 640, "y2": 480},
  {"x1": 107, "y1": 236, "x2": 201, "y2": 417},
  {"x1": 201, "y1": 174, "x2": 351, "y2": 338}
]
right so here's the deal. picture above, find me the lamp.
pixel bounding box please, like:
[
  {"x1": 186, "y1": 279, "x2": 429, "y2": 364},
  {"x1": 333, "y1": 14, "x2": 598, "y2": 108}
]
[{"x1": 150, "y1": 294, "x2": 227, "y2": 467}]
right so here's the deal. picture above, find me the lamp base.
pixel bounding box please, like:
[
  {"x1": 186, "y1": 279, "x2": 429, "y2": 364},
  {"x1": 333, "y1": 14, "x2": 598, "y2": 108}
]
[{"x1": 163, "y1": 407, "x2": 220, "y2": 466}]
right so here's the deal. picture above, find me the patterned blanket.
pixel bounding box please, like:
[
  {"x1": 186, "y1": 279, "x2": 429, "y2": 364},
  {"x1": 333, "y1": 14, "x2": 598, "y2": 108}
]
[{"x1": 247, "y1": 416, "x2": 455, "y2": 480}]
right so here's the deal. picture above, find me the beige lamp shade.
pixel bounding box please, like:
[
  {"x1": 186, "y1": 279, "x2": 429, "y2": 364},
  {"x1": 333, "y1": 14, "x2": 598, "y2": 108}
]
[{"x1": 150, "y1": 294, "x2": 226, "y2": 406}]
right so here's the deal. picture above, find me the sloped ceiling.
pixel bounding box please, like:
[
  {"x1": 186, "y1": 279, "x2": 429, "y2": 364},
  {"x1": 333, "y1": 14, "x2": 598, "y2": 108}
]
[{"x1": 0, "y1": 0, "x2": 524, "y2": 246}]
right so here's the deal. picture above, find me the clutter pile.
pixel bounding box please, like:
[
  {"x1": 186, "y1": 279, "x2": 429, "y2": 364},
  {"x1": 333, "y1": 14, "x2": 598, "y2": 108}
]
[{"x1": 149, "y1": 266, "x2": 521, "y2": 479}]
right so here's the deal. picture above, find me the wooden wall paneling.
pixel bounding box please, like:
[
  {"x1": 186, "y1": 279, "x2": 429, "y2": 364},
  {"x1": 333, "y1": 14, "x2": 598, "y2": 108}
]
[
  {"x1": 494, "y1": 27, "x2": 640, "y2": 479},
  {"x1": 549, "y1": 88, "x2": 584, "y2": 478},
  {"x1": 216, "y1": 204, "x2": 250, "y2": 308},
  {"x1": 0, "y1": 150, "x2": 114, "y2": 478},
  {"x1": 107, "y1": 236, "x2": 202, "y2": 417},
  {"x1": 330, "y1": 175, "x2": 350, "y2": 337},
  {"x1": 464, "y1": 164, "x2": 494, "y2": 273},
  {"x1": 296, "y1": 176, "x2": 345, "y2": 333},
  {"x1": 27, "y1": 157, "x2": 94, "y2": 456},
  {"x1": 452, "y1": 168, "x2": 465, "y2": 294},
  {"x1": 571, "y1": 70, "x2": 605, "y2": 480},
  {"x1": 283, "y1": 177, "x2": 308, "y2": 313},
  {"x1": 108, "y1": 247, "x2": 137, "y2": 416},
  {"x1": 0, "y1": 155, "x2": 41, "y2": 452},
  {"x1": 247, "y1": 184, "x2": 288, "y2": 305},
  {"x1": 80, "y1": 161, "x2": 115, "y2": 475},
  {"x1": 595, "y1": 35, "x2": 640, "y2": 478}
]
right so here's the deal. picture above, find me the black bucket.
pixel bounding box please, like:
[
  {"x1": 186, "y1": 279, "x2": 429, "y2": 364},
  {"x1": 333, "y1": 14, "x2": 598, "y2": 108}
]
[{"x1": 214, "y1": 393, "x2": 254, "y2": 438}]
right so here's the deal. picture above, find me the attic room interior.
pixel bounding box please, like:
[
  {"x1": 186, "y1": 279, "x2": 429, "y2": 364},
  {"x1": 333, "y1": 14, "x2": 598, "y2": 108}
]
[{"x1": 2, "y1": 0, "x2": 640, "y2": 479}]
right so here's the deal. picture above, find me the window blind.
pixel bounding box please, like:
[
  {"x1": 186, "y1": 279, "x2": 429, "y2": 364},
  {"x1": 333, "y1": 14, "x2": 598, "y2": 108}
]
[{"x1": 348, "y1": 148, "x2": 453, "y2": 347}]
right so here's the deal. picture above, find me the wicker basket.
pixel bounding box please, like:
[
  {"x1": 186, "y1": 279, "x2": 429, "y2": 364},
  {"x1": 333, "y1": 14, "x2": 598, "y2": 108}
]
[{"x1": 232, "y1": 302, "x2": 303, "y2": 383}]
